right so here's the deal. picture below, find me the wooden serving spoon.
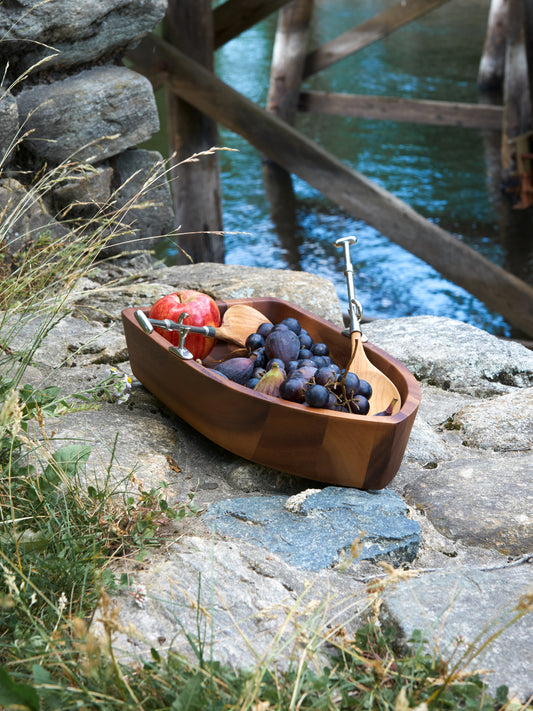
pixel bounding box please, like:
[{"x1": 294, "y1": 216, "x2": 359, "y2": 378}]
[
  {"x1": 134, "y1": 303, "x2": 271, "y2": 356},
  {"x1": 335, "y1": 236, "x2": 401, "y2": 416},
  {"x1": 215, "y1": 304, "x2": 272, "y2": 346}
]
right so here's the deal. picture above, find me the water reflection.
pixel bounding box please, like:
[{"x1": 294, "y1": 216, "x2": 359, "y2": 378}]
[{"x1": 149, "y1": 0, "x2": 532, "y2": 337}]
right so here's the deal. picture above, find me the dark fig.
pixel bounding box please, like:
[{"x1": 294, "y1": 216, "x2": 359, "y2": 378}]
[
  {"x1": 288, "y1": 365, "x2": 317, "y2": 383},
  {"x1": 264, "y1": 327, "x2": 300, "y2": 366},
  {"x1": 214, "y1": 357, "x2": 255, "y2": 385},
  {"x1": 374, "y1": 398, "x2": 398, "y2": 416},
  {"x1": 254, "y1": 362, "x2": 286, "y2": 398}
]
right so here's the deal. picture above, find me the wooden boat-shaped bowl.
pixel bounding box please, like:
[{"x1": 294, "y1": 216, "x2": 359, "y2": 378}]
[{"x1": 121, "y1": 297, "x2": 420, "y2": 490}]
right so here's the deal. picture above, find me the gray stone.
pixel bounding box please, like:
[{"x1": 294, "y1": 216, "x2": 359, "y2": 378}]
[
  {"x1": 17, "y1": 66, "x2": 159, "y2": 165},
  {"x1": 204, "y1": 487, "x2": 421, "y2": 571},
  {"x1": 145, "y1": 262, "x2": 345, "y2": 327},
  {"x1": 450, "y1": 387, "x2": 533, "y2": 452},
  {"x1": 70, "y1": 261, "x2": 345, "y2": 327},
  {"x1": 0, "y1": 90, "x2": 19, "y2": 164},
  {"x1": 403, "y1": 455, "x2": 533, "y2": 555},
  {"x1": 104, "y1": 149, "x2": 175, "y2": 254},
  {"x1": 8, "y1": 314, "x2": 127, "y2": 370},
  {"x1": 51, "y1": 164, "x2": 114, "y2": 217},
  {"x1": 0, "y1": 177, "x2": 70, "y2": 254},
  {"x1": 0, "y1": 0, "x2": 167, "y2": 75},
  {"x1": 382, "y1": 567, "x2": 533, "y2": 702},
  {"x1": 97, "y1": 536, "x2": 368, "y2": 672},
  {"x1": 364, "y1": 315, "x2": 533, "y2": 396}
]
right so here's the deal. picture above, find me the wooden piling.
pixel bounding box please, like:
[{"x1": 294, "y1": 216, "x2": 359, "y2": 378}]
[
  {"x1": 501, "y1": 0, "x2": 532, "y2": 185},
  {"x1": 263, "y1": 0, "x2": 313, "y2": 264},
  {"x1": 163, "y1": 0, "x2": 224, "y2": 264},
  {"x1": 478, "y1": 0, "x2": 508, "y2": 92}
]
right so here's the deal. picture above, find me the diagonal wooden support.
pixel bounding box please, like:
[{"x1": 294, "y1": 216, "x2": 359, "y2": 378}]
[{"x1": 302, "y1": 0, "x2": 452, "y2": 78}]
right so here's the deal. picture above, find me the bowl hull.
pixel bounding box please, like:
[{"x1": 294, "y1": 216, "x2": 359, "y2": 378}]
[{"x1": 121, "y1": 298, "x2": 420, "y2": 489}]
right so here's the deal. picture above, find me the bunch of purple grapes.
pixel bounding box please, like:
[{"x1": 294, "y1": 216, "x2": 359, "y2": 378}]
[{"x1": 245, "y1": 316, "x2": 373, "y2": 415}]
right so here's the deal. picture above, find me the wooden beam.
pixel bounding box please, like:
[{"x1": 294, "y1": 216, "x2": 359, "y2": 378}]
[
  {"x1": 502, "y1": 0, "x2": 532, "y2": 178},
  {"x1": 213, "y1": 0, "x2": 292, "y2": 48},
  {"x1": 130, "y1": 32, "x2": 533, "y2": 337},
  {"x1": 163, "y1": 0, "x2": 224, "y2": 264},
  {"x1": 267, "y1": 0, "x2": 314, "y2": 124},
  {"x1": 478, "y1": 0, "x2": 508, "y2": 92},
  {"x1": 298, "y1": 91, "x2": 504, "y2": 130},
  {"x1": 303, "y1": 0, "x2": 452, "y2": 78},
  {"x1": 526, "y1": 0, "x2": 533, "y2": 100},
  {"x1": 264, "y1": 0, "x2": 314, "y2": 265}
]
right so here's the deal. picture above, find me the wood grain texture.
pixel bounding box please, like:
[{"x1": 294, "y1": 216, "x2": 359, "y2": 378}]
[
  {"x1": 122, "y1": 297, "x2": 421, "y2": 490},
  {"x1": 347, "y1": 331, "x2": 402, "y2": 416},
  {"x1": 298, "y1": 91, "x2": 503, "y2": 130},
  {"x1": 216, "y1": 304, "x2": 272, "y2": 346}
]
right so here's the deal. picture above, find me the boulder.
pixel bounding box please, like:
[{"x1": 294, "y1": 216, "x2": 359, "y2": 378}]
[
  {"x1": 364, "y1": 315, "x2": 533, "y2": 395},
  {"x1": 0, "y1": 90, "x2": 19, "y2": 164},
  {"x1": 16, "y1": 66, "x2": 159, "y2": 165},
  {"x1": 0, "y1": 0, "x2": 167, "y2": 76},
  {"x1": 0, "y1": 177, "x2": 70, "y2": 254},
  {"x1": 51, "y1": 164, "x2": 114, "y2": 218},
  {"x1": 104, "y1": 149, "x2": 175, "y2": 254}
]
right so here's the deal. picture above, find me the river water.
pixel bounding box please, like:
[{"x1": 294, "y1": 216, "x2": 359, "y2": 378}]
[{"x1": 147, "y1": 0, "x2": 533, "y2": 337}]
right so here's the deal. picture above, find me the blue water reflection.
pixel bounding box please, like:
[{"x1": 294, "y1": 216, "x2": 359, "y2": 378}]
[{"x1": 151, "y1": 0, "x2": 533, "y2": 337}]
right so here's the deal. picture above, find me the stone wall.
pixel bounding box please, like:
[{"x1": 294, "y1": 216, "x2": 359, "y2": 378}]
[{"x1": 0, "y1": 0, "x2": 174, "y2": 257}]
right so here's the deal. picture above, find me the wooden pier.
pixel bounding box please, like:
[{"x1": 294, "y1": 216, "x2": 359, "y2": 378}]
[{"x1": 127, "y1": 0, "x2": 533, "y2": 338}]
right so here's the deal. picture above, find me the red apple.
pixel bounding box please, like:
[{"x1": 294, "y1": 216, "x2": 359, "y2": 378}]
[{"x1": 148, "y1": 290, "x2": 221, "y2": 360}]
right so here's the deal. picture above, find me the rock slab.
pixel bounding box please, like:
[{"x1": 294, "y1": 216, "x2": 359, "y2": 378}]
[
  {"x1": 204, "y1": 487, "x2": 421, "y2": 571},
  {"x1": 383, "y1": 566, "x2": 533, "y2": 702}
]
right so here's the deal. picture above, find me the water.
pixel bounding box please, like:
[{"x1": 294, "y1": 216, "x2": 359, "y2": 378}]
[{"x1": 147, "y1": 0, "x2": 533, "y2": 337}]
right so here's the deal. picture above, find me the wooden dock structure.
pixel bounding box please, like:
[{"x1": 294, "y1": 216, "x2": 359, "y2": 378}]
[{"x1": 127, "y1": 0, "x2": 533, "y2": 338}]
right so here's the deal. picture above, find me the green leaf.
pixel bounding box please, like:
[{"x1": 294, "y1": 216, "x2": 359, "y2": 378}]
[
  {"x1": 42, "y1": 444, "x2": 92, "y2": 487},
  {"x1": 32, "y1": 665, "x2": 53, "y2": 685},
  {"x1": 0, "y1": 665, "x2": 40, "y2": 711},
  {"x1": 170, "y1": 675, "x2": 203, "y2": 710}
]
